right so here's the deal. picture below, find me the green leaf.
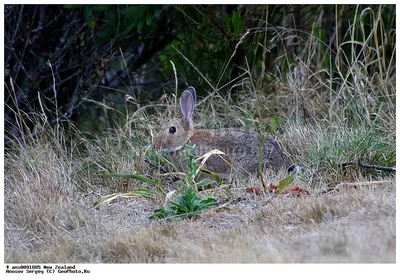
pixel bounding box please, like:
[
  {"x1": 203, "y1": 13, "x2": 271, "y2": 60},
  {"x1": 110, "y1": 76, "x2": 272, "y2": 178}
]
[
  {"x1": 119, "y1": 188, "x2": 153, "y2": 197},
  {"x1": 275, "y1": 172, "x2": 295, "y2": 194},
  {"x1": 232, "y1": 10, "x2": 243, "y2": 34},
  {"x1": 150, "y1": 208, "x2": 169, "y2": 219},
  {"x1": 154, "y1": 8, "x2": 161, "y2": 18},
  {"x1": 223, "y1": 14, "x2": 232, "y2": 33},
  {"x1": 137, "y1": 20, "x2": 144, "y2": 32},
  {"x1": 196, "y1": 179, "x2": 217, "y2": 189},
  {"x1": 88, "y1": 18, "x2": 96, "y2": 29},
  {"x1": 198, "y1": 198, "x2": 217, "y2": 209},
  {"x1": 146, "y1": 10, "x2": 153, "y2": 26},
  {"x1": 198, "y1": 168, "x2": 222, "y2": 184},
  {"x1": 151, "y1": 186, "x2": 217, "y2": 219},
  {"x1": 269, "y1": 114, "x2": 279, "y2": 133},
  {"x1": 84, "y1": 6, "x2": 96, "y2": 29},
  {"x1": 170, "y1": 201, "x2": 189, "y2": 212}
]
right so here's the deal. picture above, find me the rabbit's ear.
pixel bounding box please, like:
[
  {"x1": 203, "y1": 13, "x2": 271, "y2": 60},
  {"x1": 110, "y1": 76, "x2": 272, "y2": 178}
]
[
  {"x1": 185, "y1": 86, "x2": 196, "y2": 108},
  {"x1": 180, "y1": 87, "x2": 196, "y2": 130}
]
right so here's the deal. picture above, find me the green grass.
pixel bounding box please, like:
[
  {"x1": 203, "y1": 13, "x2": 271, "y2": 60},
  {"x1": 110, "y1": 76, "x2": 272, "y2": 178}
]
[{"x1": 305, "y1": 126, "x2": 396, "y2": 169}]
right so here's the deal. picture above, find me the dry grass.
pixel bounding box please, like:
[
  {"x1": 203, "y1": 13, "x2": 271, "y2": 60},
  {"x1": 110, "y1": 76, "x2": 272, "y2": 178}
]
[{"x1": 4, "y1": 125, "x2": 395, "y2": 263}]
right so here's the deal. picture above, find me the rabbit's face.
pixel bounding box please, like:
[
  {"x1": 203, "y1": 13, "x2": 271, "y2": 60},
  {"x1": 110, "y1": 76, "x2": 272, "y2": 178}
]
[
  {"x1": 153, "y1": 86, "x2": 196, "y2": 153},
  {"x1": 153, "y1": 118, "x2": 191, "y2": 153}
]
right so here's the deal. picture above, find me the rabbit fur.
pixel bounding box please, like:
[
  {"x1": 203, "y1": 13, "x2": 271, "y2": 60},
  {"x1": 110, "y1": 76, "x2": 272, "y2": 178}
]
[{"x1": 153, "y1": 86, "x2": 291, "y2": 176}]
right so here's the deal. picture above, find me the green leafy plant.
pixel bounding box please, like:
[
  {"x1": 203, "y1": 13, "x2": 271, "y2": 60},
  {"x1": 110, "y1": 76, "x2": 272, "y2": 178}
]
[
  {"x1": 150, "y1": 145, "x2": 225, "y2": 219},
  {"x1": 150, "y1": 186, "x2": 217, "y2": 219}
]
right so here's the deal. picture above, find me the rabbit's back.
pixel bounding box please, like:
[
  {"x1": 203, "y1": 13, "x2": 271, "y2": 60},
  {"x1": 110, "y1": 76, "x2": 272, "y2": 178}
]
[{"x1": 187, "y1": 128, "x2": 290, "y2": 175}]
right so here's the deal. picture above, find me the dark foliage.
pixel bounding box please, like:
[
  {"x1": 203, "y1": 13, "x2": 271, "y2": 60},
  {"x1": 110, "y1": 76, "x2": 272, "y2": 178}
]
[{"x1": 4, "y1": 4, "x2": 395, "y2": 144}]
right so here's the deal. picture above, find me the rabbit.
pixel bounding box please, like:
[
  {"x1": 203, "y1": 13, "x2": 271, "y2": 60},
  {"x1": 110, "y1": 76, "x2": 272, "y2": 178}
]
[{"x1": 153, "y1": 86, "x2": 291, "y2": 177}]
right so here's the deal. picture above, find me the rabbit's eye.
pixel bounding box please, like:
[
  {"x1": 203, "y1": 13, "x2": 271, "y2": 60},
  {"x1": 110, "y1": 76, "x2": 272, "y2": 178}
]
[{"x1": 169, "y1": 126, "x2": 176, "y2": 134}]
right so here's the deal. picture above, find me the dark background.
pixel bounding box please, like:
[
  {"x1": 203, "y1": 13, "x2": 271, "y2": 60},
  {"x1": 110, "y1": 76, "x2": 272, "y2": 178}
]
[{"x1": 4, "y1": 4, "x2": 396, "y2": 143}]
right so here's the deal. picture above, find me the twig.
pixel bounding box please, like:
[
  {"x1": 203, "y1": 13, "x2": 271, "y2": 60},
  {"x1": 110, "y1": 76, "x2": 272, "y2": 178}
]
[
  {"x1": 339, "y1": 160, "x2": 395, "y2": 172},
  {"x1": 358, "y1": 160, "x2": 395, "y2": 172}
]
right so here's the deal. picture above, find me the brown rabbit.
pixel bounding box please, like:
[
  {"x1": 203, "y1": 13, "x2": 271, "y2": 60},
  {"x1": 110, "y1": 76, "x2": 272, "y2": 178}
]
[{"x1": 153, "y1": 86, "x2": 291, "y2": 177}]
